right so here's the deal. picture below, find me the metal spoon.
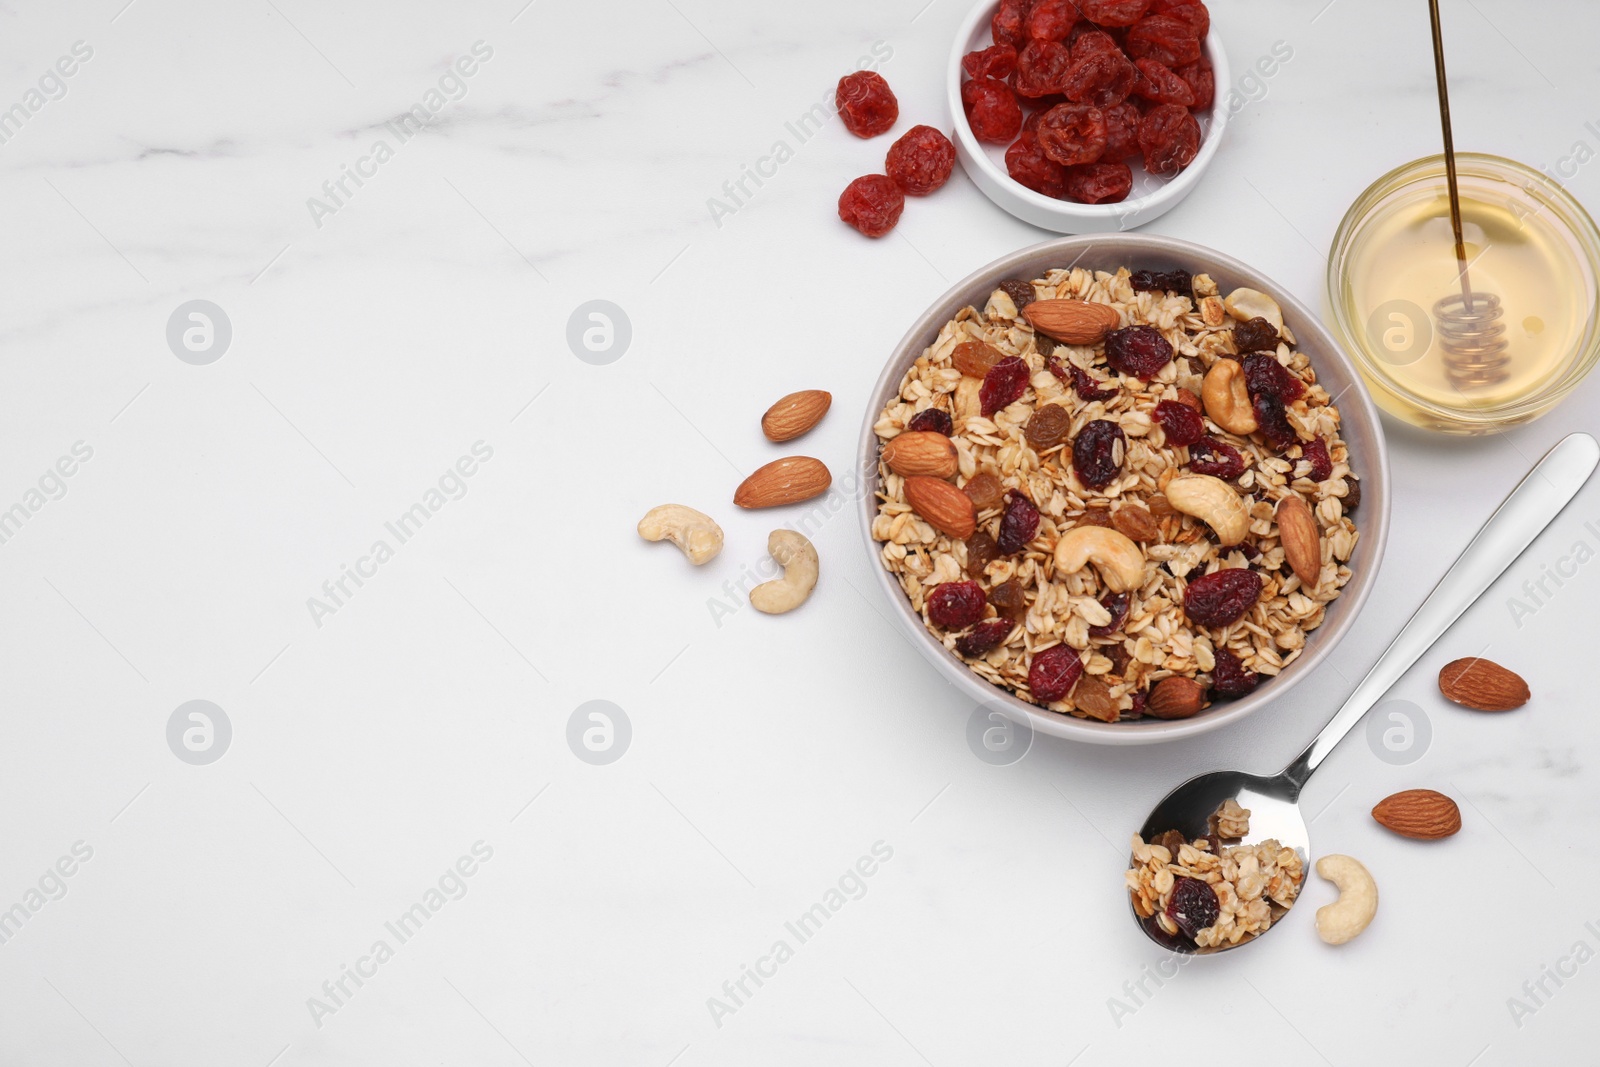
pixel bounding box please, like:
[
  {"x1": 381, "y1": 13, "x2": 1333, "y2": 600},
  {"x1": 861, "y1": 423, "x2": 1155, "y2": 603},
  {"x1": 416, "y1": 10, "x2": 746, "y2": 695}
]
[{"x1": 1132, "y1": 432, "x2": 1600, "y2": 953}]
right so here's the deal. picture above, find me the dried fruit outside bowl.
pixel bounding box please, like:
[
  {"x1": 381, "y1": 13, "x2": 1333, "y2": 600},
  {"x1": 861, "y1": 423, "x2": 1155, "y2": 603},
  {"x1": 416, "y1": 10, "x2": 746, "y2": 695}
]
[
  {"x1": 947, "y1": 0, "x2": 1230, "y2": 234},
  {"x1": 856, "y1": 234, "x2": 1391, "y2": 745}
]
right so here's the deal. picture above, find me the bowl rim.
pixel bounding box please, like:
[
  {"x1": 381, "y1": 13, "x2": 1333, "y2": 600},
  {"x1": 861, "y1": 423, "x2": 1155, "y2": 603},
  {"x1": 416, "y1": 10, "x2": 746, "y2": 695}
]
[
  {"x1": 946, "y1": 0, "x2": 1232, "y2": 224},
  {"x1": 855, "y1": 233, "x2": 1392, "y2": 745}
]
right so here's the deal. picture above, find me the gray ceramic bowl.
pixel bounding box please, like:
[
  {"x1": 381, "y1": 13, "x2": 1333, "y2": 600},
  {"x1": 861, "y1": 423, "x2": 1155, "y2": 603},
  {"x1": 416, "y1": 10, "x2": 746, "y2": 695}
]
[{"x1": 856, "y1": 234, "x2": 1391, "y2": 745}]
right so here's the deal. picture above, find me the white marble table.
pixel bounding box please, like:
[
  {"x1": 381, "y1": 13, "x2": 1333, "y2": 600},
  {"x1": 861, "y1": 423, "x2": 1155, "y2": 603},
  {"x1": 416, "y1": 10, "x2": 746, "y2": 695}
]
[{"x1": 2, "y1": 1, "x2": 1597, "y2": 1064}]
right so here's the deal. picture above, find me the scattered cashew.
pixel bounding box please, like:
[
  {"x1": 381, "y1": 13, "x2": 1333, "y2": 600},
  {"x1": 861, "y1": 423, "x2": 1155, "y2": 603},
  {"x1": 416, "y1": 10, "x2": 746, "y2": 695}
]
[
  {"x1": 1314, "y1": 854, "x2": 1378, "y2": 945},
  {"x1": 1164, "y1": 474, "x2": 1250, "y2": 546},
  {"x1": 637, "y1": 504, "x2": 724, "y2": 565},
  {"x1": 1053, "y1": 526, "x2": 1145, "y2": 592},
  {"x1": 1201, "y1": 359, "x2": 1259, "y2": 435},
  {"x1": 749, "y1": 530, "x2": 818, "y2": 614},
  {"x1": 1223, "y1": 287, "x2": 1284, "y2": 331}
]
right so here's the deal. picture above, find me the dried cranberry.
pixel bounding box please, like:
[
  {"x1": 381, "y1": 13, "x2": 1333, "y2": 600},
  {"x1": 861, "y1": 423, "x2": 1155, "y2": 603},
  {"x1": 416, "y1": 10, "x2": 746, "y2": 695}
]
[
  {"x1": 1072, "y1": 362, "x2": 1119, "y2": 400},
  {"x1": 1154, "y1": 399, "x2": 1205, "y2": 446},
  {"x1": 1029, "y1": 644, "x2": 1084, "y2": 702},
  {"x1": 1015, "y1": 39, "x2": 1075, "y2": 98},
  {"x1": 836, "y1": 71, "x2": 898, "y2": 138},
  {"x1": 1129, "y1": 268, "x2": 1193, "y2": 295},
  {"x1": 1070, "y1": 29, "x2": 1120, "y2": 59},
  {"x1": 1126, "y1": 15, "x2": 1202, "y2": 67},
  {"x1": 965, "y1": 531, "x2": 999, "y2": 577},
  {"x1": 1128, "y1": 689, "x2": 1147, "y2": 716},
  {"x1": 962, "y1": 43, "x2": 1018, "y2": 80},
  {"x1": 927, "y1": 580, "x2": 988, "y2": 630},
  {"x1": 1104, "y1": 324, "x2": 1174, "y2": 379},
  {"x1": 1062, "y1": 51, "x2": 1136, "y2": 109},
  {"x1": 957, "y1": 618, "x2": 1015, "y2": 657},
  {"x1": 885, "y1": 125, "x2": 956, "y2": 195},
  {"x1": 1063, "y1": 161, "x2": 1132, "y2": 203},
  {"x1": 1156, "y1": 1, "x2": 1210, "y2": 39},
  {"x1": 1300, "y1": 437, "x2": 1333, "y2": 482},
  {"x1": 1187, "y1": 437, "x2": 1246, "y2": 480},
  {"x1": 1210, "y1": 647, "x2": 1259, "y2": 698},
  {"x1": 1005, "y1": 134, "x2": 1068, "y2": 196},
  {"x1": 989, "y1": 579, "x2": 1029, "y2": 623},
  {"x1": 1132, "y1": 58, "x2": 1194, "y2": 106},
  {"x1": 1242, "y1": 354, "x2": 1304, "y2": 450},
  {"x1": 992, "y1": 0, "x2": 1030, "y2": 49},
  {"x1": 1073, "y1": 419, "x2": 1126, "y2": 489},
  {"x1": 999, "y1": 279, "x2": 1037, "y2": 310},
  {"x1": 1080, "y1": 0, "x2": 1151, "y2": 26},
  {"x1": 1102, "y1": 101, "x2": 1142, "y2": 160},
  {"x1": 962, "y1": 77, "x2": 1023, "y2": 143},
  {"x1": 837, "y1": 175, "x2": 904, "y2": 238},
  {"x1": 907, "y1": 408, "x2": 953, "y2": 435},
  {"x1": 1089, "y1": 591, "x2": 1130, "y2": 636},
  {"x1": 997, "y1": 489, "x2": 1042, "y2": 554},
  {"x1": 1184, "y1": 568, "x2": 1263, "y2": 628},
  {"x1": 1026, "y1": 0, "x2": 1080, "y2": 41},
  {"x1": 1166, "y1": 876, "x2": 1220, "y2": 940},
  {"x1": 1232, "y1": 316, "x2": 1282, "y2": 353},
  {"x1": 1137, "y1": 102, "x2": 1201, "y2": 178},
  {"x1": 1251, "y1": 390, "x2": 1297, "y2": 450},
  {"x1": 980, "y1": 356, "x2": 1030, "y2": 416},
  {"x1": 1037, "y1": 103, "x2": 1108, "y2": 165},
  {"x1": 1176, "y1": 55, "x2": 1214, "y2": 110}
]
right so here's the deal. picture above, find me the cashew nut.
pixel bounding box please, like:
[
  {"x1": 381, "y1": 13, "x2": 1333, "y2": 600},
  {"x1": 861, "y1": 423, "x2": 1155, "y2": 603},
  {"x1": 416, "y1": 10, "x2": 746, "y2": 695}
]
[
  {"x1": 1164, "y1": 474, "x2": 1250, "y2": 547},
  {"x1": 1052, "y1": 526, "x2": 1145, "y2": 592},
  {"x1": 1201, "y1": 359, "x2": 1259, "y2": 435},
  {"x1": 749, "y1": 530, "x2": 818, "y2": 614},
  {"x1": 637, "y1": 504, "x2": 724, "y2": 565},
  {"x1": 1223, "y1": 287, "x2": 1284, "y2": 331},
  {"x1": 1314, "y1": 854, "x2": 1378, "y2": 945}
]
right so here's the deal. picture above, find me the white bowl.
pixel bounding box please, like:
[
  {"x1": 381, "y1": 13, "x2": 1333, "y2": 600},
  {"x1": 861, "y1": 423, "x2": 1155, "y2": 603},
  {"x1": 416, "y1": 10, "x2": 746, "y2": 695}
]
[{"x1": 947, "y1": 1, "x2": 1230, "y2": 233}]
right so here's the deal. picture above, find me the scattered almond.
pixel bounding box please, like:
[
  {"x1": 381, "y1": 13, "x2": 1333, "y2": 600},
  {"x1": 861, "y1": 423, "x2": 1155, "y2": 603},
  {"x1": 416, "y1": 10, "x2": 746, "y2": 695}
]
[
  {"x1": 734, "y1": 457, "x2": 832, "y2": 509},
  {"x1": 882, "y1": 431, "x2": 959, "y2": 479},
  {"x1": 904, "y1": 476, "x2": 976, "y2": 539},
  {"x1": 761, "y1": 389, "x2": 831, "y2": 442},
  {"x1": 1146, "y1": 676, "x2": 1206, "y2": 720},
  {"x1": 1438, "y1": 657, "x2": 1530, "y2": 711},
  {"x1": 1371, "y1": 789, "x2": 1461, "y2": 840},
  {"x1": 1023, "y1": 299, "x2": 1121, "y2": 346},
  {"x1": 1275, "y1": 495, "x2": 1321, "y2": 587}
]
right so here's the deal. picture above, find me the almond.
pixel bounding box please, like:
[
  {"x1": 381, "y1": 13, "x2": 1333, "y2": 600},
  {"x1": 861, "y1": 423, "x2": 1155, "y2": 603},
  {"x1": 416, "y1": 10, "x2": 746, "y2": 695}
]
[
  {"x1": 1023, "y1": 299, "x2": 1121, "y2": 345},
  {"x1": 1371, "y1": 789, "x2": 1462, "y2": 840},
  {"x1": 904, "y1": 476, "x2": 976, "y2": 539},
  {"x1": 1146, "y1": 676, "x2": 1206, "y2": 720},
  {"x1": 882, "y1": 431, "x2": 959, "y2": 479},
  {"x1": 761, "y1": 389, "x2": 831, "y2": 442},
  {"x1": 734, "y1": 457, "x2": 831, "y2": 509},
  {"x1": 1438, "y1": 657, "x2": 1530, "y2": 711},
  {"x1": 1275, "y1": 495, "x2": 1321, "y2": 588}
]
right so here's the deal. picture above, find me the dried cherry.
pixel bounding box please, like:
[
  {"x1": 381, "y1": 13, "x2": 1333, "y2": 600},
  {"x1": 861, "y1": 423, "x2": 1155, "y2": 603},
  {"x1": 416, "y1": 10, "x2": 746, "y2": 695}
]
[
  {"x1": 1175, "y1": 55, "x2": 1214, "y2": 110},
  {"x1": 992, "y1": 0, "x2": 1030, "y2": 50},
  {"x1": 1154, "y1": 398, "x2": 1205, "y2": 446},
  {"x1": 1126, "y1": 14, "x2": 1202, "y2": 66},
  {"x1": 962, "y1": 43, "x2": 1018, "y2": 80},
  {"x1": 963, "y1": 472, "x2": 1004, "y2": 511},
  {"x1": 1014, "y1": 39, "x2": 1075, "y2": 98},
  {"x1": 837, "y1": 175, "x2": 904, "y2": 238},
  {"x1": 1025, "y1": 403, "x2": 1073, "y2": 450},
  {"x1": 1073, "y1": 419, "x2": 1126, "y2": 489},
  {"x1": 886, "y1": 125, "x2": 956, "y2": 195},
  {"x1": 1210, "y1": 647, "x2": 1259, "y2": 698},
  {"x1": 1301, "y1": 438, "x2": 1333, "y2": 482},
  {"x1": 836, "y1": 71, "x2": 899, "y2": 138},
  {"x1": 980, "y1": 356, "x2": 1031, "y2": 416},
  {"x1": 1101, "y1": 101, "x2": 1143, "y2": 160},
  {"x1": 1089, "y1": 590, "x2": 1131, "y2": 636},
  {"x1": 1156, "y1": 1, "x2": 1210, "y2": 39},
  {"x1": 989, "y1": 579, "x2": 1029, "y2": 623},
  {"x1": 999, "y1": 279, "x2": 1037, "y2": 309},
  {"x1": 1103, "y1": 324, "x2": 1174, "y2": 379},
  {"x1": 1026, "y1": 0, "x2": 1080, "y2": 41},
  {"x1": 927, "y1": 580, "x2": 988, "y2": 630},
  {"x1": 1070, "y1": 28, "x2": 1120, "y2": 59},
  {"x1": 1187, "y1": 437, "x2": 1246, "y2": 480},
  {"x1": 1132, "y1": 58, "x2": 1194, "y2": 106},
  {"x1": 1166, "y1": 876, "x2": 1220, "y2": 939},
  {"x1": 1028, "y1": 644, "x2": 1084, "y2": 702},
  {"x1": 906, "y1": 408, "x2": 953, "y2": 435},
  {"x1": 1183, "y1": 568, "x2": 1263, "y2": 628},
  {"x1": 965, "y1": 531, "x2": 999, "y2": 578},
  {"x1": 1048, "y1": 357, "x2": 1117, "y2": 400},
  {"x1": 1129, "y1": 268, "x2": 1192, "y2": 294},
  {"x1": 1137, "y1": 102, "x2": 1201, "y2": 177},
  {"x1": 1062, "y1": 51, "x2": 1137, "y2": 109},
  {"x1": 962, "y1": 76, "x2": 1023, "y2": 143},
  {"x1": 1037, "y1": 103, "x2": 1108, "y2": 166},
  {"x1": 997, "y1": 489, "x2": 1042, "y2": 554},
  {"x1": 957, "y1": 618, "x2": 1016, "y2": 657},
  {"x1": 1005, "y1": 134, "x2": 1067, "y2": 196},
  {"x1": 1063, "y1": 161, "x2": 1133, "y2": 203},
  {"x1": 1080, "y1": 0, "x2": 1151, "y2": 26}
]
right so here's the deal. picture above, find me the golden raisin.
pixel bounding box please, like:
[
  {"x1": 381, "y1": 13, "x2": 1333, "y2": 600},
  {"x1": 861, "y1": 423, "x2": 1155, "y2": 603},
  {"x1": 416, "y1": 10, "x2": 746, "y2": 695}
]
[
  {"x1": 989, "y1": 579, "x2": 1029, "y2": 623},
  {"x1": 1111, "y1": 504, "x2": 1160, "y2": 543},
  {"x1": 952, "y1": 340, "x2": 1005, "y2": 378},
  {"x1": 1074, "y1": 507, "x2": 1113, "y2": 528},
  {"x1": 964, "y1": 531, "x2": 998, "y2": 578},
  {"x1": 962, "y1": 472, "x2": 1004, "y2": 511},
  {"x1": 1072, "y1": 674, "x2": 1120, "y2": 722},
  {"x1": 1024, "y1": 403, "x2": 1073, "y2": 451}
]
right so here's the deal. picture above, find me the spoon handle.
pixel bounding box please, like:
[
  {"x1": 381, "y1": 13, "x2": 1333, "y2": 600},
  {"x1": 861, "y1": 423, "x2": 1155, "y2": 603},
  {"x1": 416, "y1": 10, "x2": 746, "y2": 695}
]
[{"x1": 1283, "y1": 432, "x2": 1599, "y2": 789}]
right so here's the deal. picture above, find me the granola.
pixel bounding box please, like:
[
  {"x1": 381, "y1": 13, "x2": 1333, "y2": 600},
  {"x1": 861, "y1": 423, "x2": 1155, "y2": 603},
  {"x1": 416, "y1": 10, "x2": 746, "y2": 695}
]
[{"x1": 870, "y1": 266, "x2": 1360, "y2": 721}]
